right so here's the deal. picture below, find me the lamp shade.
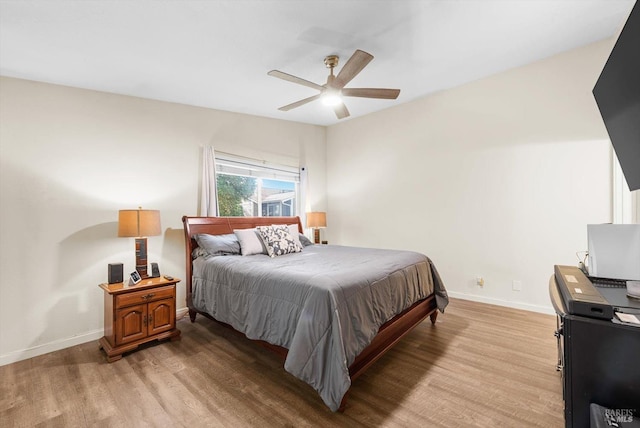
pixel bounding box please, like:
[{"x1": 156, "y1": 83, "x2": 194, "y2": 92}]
[
  {"x1": 306, "y1": 212, "x2": 327, "y2": 228},
  {"x1": 118, "y1": 209, "x2": 161, "y2": 237}
]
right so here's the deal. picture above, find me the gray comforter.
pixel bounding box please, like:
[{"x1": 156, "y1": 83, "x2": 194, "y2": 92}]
[{"x1": 191, "y1": 244, "x2": 448, "y2": 411}]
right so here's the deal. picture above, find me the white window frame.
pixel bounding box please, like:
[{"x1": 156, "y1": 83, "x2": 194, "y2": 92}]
[
  {"x1": 612, "y1": 150, "x2": 639, "y2": 224},
  {"x1": 215, "y1": 153, "x2": 301, "y2": 217}
]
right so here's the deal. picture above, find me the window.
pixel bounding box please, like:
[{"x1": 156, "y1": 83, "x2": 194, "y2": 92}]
[{"x1": 215, "y1": 154, "x2": 300, "y2": 217}]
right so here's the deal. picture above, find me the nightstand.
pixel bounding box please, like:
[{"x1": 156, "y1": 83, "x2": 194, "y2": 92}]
[{"x1": 98, "y1": 276, "x2": 181, "y2": 362}]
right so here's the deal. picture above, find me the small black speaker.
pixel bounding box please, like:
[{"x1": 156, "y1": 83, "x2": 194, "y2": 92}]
[
  {"x1": 108, "y1": 263, "x2": 123, "y2": 284},
  {"x1": 150, "y1": 262, "x2": 160, "y2": 278}
]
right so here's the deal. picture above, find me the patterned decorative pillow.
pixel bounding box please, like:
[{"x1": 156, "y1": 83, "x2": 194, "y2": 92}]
[
  {"x1": 272, "y1": 224, "x2": 303, "y2": 248},
  {"x1": 257, "y1": 225, "x2": 302, "y2": 257}
]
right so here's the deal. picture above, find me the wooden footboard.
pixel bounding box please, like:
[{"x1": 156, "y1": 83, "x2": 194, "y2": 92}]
[
  {"x1": 348, "y1": 295, "x2": 437, "y2": 381},
  {"x1": 182, "y1": 216, "x2": 439, "y2": 411}
]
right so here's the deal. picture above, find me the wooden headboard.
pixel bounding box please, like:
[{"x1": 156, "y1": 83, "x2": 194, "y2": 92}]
[{"x1": 181, "y1": 216, "x2": 303, "y2": 318}]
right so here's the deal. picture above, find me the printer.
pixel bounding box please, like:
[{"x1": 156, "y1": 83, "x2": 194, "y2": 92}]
[{"x1": 587, "y1": 224, "x2": 640, "y2": 300}]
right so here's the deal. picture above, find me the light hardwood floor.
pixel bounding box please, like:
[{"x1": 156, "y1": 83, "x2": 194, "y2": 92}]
[{"x1": 0, "y1": 298, "x2": 564, "y2": 427}]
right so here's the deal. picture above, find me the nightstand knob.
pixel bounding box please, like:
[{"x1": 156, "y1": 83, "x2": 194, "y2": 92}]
[{"x1": 141, "y1": 293, "x2": 155, "y2": 300}]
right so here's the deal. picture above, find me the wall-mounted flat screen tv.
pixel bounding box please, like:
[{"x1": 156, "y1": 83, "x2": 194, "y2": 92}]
[{"x1": 593, "y1": 2, "x2": 640, "y2": 191}]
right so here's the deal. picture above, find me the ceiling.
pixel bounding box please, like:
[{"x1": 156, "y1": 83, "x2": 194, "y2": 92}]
[{"x1": 0, "y1": 0, "x2": 635, "y2": 126}]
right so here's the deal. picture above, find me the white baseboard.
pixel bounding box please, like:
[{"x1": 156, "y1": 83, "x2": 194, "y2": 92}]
[
  {"x1": 447, "y1": 291, "x2": 556, "y2": 315},
  {"x1": 176, "y1": 307, "x2": 189, "y2": 320},
  {"x1": 0, "y1": 328, "x2": 104, "y2": 367},
  {"x1": 0, "y1": 307, "x2": 190, "y2": 367}
]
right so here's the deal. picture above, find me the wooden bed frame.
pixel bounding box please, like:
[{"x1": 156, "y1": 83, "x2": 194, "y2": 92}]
[{"x1": 182, "y1": 215, "x2": 439, "y2": 411}]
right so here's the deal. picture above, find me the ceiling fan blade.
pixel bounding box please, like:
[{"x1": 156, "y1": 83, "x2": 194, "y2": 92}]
[
  {"x1": 342, "y1": 88, "x2": 400, "y2": 99},
  {"x1": 333, "y1": 49, "x2": 374, "y2": 89},
  {"x1": 333, "y1": 102, "x2": 350, "y2": 119},
  {"x1": 268, "y1": 70, "x2": 324, "y2": 92},
  {"x1": 278, "y1": 94, "x2": 322, "y2": 111}
]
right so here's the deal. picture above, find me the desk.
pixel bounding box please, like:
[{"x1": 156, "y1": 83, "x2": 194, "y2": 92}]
[{"x1": 550, "y1": 276, "x2": 640, "y2": 427}]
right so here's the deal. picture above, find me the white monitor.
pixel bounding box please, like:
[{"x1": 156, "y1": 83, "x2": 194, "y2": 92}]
[{"x1": 587, "y1": 224, "x2": 640, "y2": 281}]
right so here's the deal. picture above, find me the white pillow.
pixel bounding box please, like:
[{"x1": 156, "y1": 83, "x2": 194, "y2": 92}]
[{"x1": 233, "y1": 228, "x2": 267, "y2": 256}]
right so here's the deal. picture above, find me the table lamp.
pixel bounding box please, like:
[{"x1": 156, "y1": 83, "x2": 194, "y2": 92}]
[
  {"x1": 118, "y1": 207, "x2": 161, "y2": 278},
  {"x1": 306, "y1": 211, "x2": 327, "y2": 244}
]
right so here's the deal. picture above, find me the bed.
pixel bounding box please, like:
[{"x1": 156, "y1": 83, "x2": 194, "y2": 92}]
[{"x1": 182, "y1": 216, "x2": 448, "y2": 411}]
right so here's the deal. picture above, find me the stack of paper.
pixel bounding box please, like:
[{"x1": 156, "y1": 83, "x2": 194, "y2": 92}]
[{"x1": 615, "y1": 312, "x2": 640, "y2": 326}]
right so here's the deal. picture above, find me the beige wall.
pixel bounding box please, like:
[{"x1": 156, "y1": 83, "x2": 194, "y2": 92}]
[
  {"x1": 0, "y1": 77, "x2": 326, "y2": 365},
  {"x1": 326, "y1": 40, "x2": 614, "y2": 313}
]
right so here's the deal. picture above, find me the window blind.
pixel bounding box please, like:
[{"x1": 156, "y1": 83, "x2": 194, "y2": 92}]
[{"x1": 215, "y1": 153, "x2": 300, "y2": 182}]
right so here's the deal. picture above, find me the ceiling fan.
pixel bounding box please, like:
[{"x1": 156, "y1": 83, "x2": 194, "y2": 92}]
[{"x1": 268, "y1": 49, "x2": 400, "y2": 119}]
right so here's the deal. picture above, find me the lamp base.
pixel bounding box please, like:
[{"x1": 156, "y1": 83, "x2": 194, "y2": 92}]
[
  {"x1": 135, "y1": 237, "x2": 149, "y2": 278},
  {"x1": 314, "y1": 228, "x2": 320, "y2": 244}
]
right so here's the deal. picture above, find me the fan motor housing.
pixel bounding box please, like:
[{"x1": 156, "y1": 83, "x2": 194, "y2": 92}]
[{"x1": 324, "y1": 55, "x2": 339, "y2": 69}]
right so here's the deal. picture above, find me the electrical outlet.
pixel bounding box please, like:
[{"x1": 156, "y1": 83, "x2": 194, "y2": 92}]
[
  {"x1": 476, "y1": 276, "x2": 484, "y2": 287},
  {"x1": 512, "y1": 280, "x2": 522, "y2": 291}
]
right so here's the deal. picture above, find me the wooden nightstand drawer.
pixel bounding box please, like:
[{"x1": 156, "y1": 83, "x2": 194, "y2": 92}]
[{"x1": 115, "y1": 285, "x2": 174, "y2": 309}]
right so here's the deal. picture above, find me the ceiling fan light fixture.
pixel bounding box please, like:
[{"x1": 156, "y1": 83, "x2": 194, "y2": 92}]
[
  {"x1": 321, "y1": 91, "x2": 342, "y2": 106},
  {"x1": 268, "y1": 49, "x2": 399, "y2": 119}
]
